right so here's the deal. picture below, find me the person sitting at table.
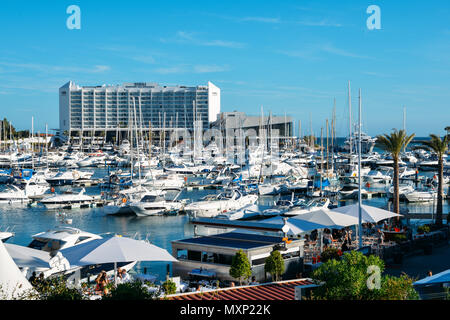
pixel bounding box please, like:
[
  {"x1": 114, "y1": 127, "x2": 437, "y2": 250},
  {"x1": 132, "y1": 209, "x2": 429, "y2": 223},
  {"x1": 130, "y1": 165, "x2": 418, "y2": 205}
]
[
  {"x1": 95, "y1": 270, "x2": 109, "y2": 295},
  {"x1": 116, "y1": 268, "x2": 123, "y2": 280},
  {"x1": 120, "y1": 269, "x2": 131, "y2": 283}
]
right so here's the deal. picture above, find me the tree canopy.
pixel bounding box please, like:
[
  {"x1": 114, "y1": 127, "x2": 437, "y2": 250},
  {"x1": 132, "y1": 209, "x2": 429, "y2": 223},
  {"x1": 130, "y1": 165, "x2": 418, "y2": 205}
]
[
  {"x1": 229, "y1": 249, "x2": 252, "y2": 285},
  {"x1": 310, "y1": 251, "x2": 418, "y2": 300},
  {"x1": 264, "y1": 250, "x2": 285, "y2": 282}
]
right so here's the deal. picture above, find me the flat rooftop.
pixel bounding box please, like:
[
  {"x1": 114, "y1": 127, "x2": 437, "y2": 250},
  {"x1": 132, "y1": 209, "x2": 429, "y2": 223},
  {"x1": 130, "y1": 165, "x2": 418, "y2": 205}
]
[{"x1": 173, "y1": 232, "x2": 287, "y2": 250}]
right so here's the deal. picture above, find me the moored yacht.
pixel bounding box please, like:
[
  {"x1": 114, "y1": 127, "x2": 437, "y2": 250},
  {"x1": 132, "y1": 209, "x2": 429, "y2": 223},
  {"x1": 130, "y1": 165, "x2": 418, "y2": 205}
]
[
  {"x1": 404, "y1": 189, "x2": 438, "y2": 202},
  {"x1": 23, "y1": 227, "x2": 135, "y2": 279},
  {"x1": 39, "y1": 188, "x2": 96, "y2": 209},
  {"x1": 184, "y1": 189, "x2": 258, "y2": 218},
  {"x1": 284, "y1": 198, "x2": 330, "y2": 216},
  {"x1": 45, "y1": 170, "x2": 94, "y2": 186},
  {"x1": 0, "y1": 185, "x2": 30, "y2": 205},
  {"x1": 128, "y1": 190, "x2": 184, "y2": 217}
]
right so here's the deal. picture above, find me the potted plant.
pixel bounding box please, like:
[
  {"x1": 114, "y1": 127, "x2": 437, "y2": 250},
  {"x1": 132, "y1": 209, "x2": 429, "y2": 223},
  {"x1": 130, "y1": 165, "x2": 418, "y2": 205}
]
[
  {"x1": 417, "y1": 225, "x2": 430, "y2": 235},
  {"x1": 392, "y1": 234, "x2": 407, "y2": 244}
]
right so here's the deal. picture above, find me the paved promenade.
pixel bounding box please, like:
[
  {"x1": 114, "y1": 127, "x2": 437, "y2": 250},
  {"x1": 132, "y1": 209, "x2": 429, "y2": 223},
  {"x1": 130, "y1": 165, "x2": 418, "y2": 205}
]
[{"x1": 384, "y1": 241, "x2": 450, "y2": 280}]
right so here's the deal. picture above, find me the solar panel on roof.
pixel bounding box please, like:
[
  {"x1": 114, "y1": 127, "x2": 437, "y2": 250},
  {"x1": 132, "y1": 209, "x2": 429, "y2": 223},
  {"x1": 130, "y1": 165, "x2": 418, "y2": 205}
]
[{"x1": 177, "y1": 232, "x2": 284, "y2": 249}]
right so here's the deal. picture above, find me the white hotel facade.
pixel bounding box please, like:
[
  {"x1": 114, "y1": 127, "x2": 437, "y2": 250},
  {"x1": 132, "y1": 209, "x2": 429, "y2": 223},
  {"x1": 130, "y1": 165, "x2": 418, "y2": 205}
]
[{"x1": 59, "y1": 81, "x2": 221, "y2": 140}]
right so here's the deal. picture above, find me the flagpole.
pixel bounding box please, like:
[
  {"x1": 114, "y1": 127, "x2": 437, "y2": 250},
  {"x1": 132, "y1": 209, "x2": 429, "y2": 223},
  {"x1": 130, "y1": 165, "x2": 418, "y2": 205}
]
[{"x1": 358, "y1": 88, "x2": 363, "y2": 249}]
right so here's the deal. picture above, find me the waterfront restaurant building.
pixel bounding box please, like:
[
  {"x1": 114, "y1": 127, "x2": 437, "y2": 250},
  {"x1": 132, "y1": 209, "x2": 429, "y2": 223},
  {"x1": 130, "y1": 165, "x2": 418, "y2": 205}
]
[
  {"x1": 171, "y1": 232, "x2": 305, "y2": 283},
  {"x1": 59, "y1": 81, "x2": 221, "y2": 142}
]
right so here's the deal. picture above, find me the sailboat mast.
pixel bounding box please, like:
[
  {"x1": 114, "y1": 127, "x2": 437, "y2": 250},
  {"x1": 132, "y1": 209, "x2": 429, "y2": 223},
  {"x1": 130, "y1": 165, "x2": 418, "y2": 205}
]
[
  {"x1": 358, "y1": 88, "x2": 363, "y2": 249},
  {"x1": 310, "y1": 113, "x2": 313, "y2": 148},
  {"x1": 326, "y1": 119, "x2": 329, "y2": 173},
  {"x1": 348, "y1": 81, "x2": 352, "y2": 155}
]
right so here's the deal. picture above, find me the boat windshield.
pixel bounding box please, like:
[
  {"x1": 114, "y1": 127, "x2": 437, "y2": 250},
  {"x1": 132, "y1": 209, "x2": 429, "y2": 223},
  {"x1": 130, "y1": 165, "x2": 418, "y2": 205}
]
[
  {"x1": 28, "y1": 238, "x2": 67, "y2": 252},
  {"x1": 217, "y1": 192, "x2": 233, "y2": 200},
  {"x1": 141, "y1": 195, "x2": 164, "y2": 202}
]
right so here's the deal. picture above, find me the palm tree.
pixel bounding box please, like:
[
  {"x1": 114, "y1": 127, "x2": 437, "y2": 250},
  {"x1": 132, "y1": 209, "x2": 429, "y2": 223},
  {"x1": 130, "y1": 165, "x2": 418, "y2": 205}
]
[
  {"x1": 419, "y1": 134, "x2": 449, "y2": 225},
  {"x1": 376, "y1": 129, "x2": 415, "y2": 215}
]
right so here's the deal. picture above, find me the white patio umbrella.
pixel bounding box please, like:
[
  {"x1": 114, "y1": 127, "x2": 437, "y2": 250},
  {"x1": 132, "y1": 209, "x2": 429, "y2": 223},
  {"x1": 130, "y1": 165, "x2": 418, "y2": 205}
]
[
  {"x1": 286, "y1": 209, "x2": 359, "y2": 252},
  {"x1": 260, "y1": 216, "x2": 329, "y2": 235},
  {"x1": 0, "y1": 240, "x2": 36, "y2": 299},
  {"x1": 332, "y1": 204, "x2": 402, "y2": 223},
  {"x1": 292, "y1": 208, "x2": 359, "y2": 229},
  {"x1": 59, "y1": 235, "x2": 177, "y2": 285}
]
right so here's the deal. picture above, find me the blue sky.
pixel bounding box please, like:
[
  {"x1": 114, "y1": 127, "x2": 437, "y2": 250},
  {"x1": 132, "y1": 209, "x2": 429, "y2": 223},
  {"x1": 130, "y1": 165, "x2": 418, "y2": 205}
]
[{"x1": 0, "y1": 0, "x2": 449, "y2": 136}]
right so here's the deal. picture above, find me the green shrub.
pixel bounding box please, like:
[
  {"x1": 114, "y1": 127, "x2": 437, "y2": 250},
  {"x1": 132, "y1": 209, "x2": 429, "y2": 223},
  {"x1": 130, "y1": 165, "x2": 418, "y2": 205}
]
[
  {"x1": 35, "y1": 277, "x2": 85, "y2": 300},
  {"x1": 162, "y1": 279, "x2": 177, "y2": 295},
  {"x1": 103, "y1": 280, "x2": 158, "y2": 300},
  {"x1": 392, "y1": 234, "x2": 407, "y2": 243},
  {"x1": 417, "y1": 225, "x2": 430, "y2": 234}
]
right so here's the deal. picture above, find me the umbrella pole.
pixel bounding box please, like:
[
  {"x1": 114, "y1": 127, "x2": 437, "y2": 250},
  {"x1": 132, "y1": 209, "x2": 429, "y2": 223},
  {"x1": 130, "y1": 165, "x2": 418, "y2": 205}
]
[
  {"x1": 357, "y1": 89, "x2": 363, "y2": 249},
  {"x1": 114, "y1": 262, "x2": 117, "y2": 286}
]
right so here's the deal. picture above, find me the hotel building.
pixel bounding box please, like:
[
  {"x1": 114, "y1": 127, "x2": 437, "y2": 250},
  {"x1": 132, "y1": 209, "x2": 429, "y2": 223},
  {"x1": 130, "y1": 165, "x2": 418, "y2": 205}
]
[{"x1": 59, "y1": 81, "x2": 221, "y2": 141}]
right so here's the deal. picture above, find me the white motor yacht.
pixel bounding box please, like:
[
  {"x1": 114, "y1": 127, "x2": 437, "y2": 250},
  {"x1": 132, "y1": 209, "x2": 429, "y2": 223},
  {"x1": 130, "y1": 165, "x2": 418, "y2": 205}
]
[
  {"x1": 387, "y1": 184, "x2": 415, "y2": 200},
  {"x1": 45, "y1": 170, "x2": 75, "y2": 186},
  {"x1": 143, "y1": 173, "x2": 185, "y2": 190},
  {"x1": 77, "y1": 153, "x2": 107, "y2": 167},
  {"x1": 129, "y1": 190, "x2": 184, "y2": 217},
  {"x1": 399, "y1": 167, "x2": 417, "y2": 178},
  {"x1": 184, "y1": 190, "x2": 258, "y2": 218},
  {"x1": 0, "y1": 185, "x2": 30, "y2": 205},
  {"x1": 404, "y1": 189, "x2": 438, "y2": 202},
  {"x1": 23, "y1": 227, "x2": 135, "y2": 279},
  {"x1": 40, "y1": 188, "x2": 96, "y2": 209},
  {"x1": 284, "y1": 198, "x2": 330, "y2": 216},
  {"x1": 258, "y1": 183, "x2": 283, "y2": 196}
]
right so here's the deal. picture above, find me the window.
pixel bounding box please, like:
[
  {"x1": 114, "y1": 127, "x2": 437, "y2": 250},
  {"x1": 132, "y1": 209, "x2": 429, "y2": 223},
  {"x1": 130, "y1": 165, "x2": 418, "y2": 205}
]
[
  {"x1": 176, "y1": 249, "x2": 187, "y2": 260},
  {"x1": 75, "y1": 236, "x2": 92, "y2": 244},
  {"x1": 187, "y1": 250, "x2": 202, "y2": 261}
]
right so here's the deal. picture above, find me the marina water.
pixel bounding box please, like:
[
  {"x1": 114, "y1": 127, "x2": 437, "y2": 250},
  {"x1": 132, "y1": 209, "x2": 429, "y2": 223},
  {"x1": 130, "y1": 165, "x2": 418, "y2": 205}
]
[{"x1": 1, "y1": 165, "x2": 447, "y2": 282}]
